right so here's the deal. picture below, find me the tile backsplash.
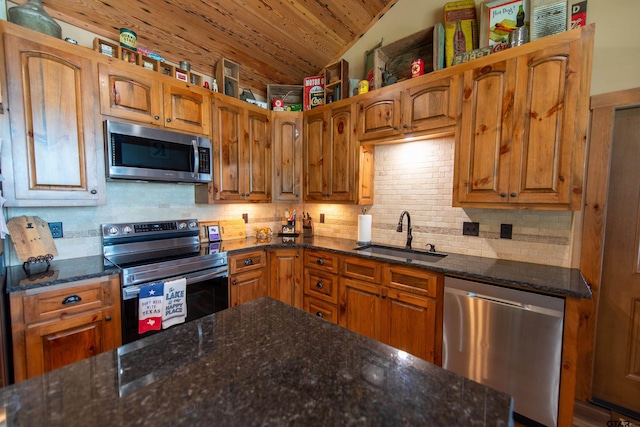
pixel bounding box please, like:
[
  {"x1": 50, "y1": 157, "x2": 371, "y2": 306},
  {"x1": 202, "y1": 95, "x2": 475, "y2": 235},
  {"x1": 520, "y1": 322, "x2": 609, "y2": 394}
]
[{"x1": 3, "y1": 136, "x2": 579, "y2": 268}]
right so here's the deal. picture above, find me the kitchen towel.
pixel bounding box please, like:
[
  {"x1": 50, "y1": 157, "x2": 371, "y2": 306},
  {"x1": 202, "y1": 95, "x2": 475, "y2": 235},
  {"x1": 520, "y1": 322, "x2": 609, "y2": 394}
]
[
  {"x1": 138, "y1": 281, "x2": 164, "y2": 334},
  {"x1": 357, "y1": 214, "x2": 372, "y2": 244},
  {"x1": 162, "y1": 278, "x2": 187, "y2": 329}
]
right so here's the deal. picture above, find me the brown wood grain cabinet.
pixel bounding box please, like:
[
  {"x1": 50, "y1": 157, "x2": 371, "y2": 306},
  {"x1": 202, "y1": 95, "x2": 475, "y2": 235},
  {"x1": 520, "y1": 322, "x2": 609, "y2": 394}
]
[
  {"x1": 268, "y1": 248, "x2": 303, "y2": 308},
  {"x1": 10, "y1": 275, "x2": 122, "y2": 382},
  {"x1": 98, "y1": 61, "x2": 211, "y2": 136},
  {"x1": 304, "y1": 103, "x2": 374, "y2": 203},
  {"x1": 453, "y1": 25, "x2": 593, "y2": 210},
  {"x1": 357, "y1": 76, "x2": 459, "y2": 143},
  {"x1": 272, "y1": 111, "x2": 303, "y2": 202},
  {"x1": 1, "y1": 23, "x2": 105, "y2": 206},
  {"x1": 229, "y1": 250, "x2": 268, "y2": 307},
  {"x1": 197, "y1": 95, "x2": 271, "y2": 203},
  {"x1": 338, "y1": 256, "x2": 443, "y2": 365},
  {"x1": 302, "y1": 249, "x2": 340, "y2": 323}
]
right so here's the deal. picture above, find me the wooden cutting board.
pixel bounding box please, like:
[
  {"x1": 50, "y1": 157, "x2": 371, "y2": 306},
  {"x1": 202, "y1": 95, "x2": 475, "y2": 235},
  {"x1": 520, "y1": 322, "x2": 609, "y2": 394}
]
[
  {"x1": 7, "y1": 216, "x2": 58, "y2": 262},
  {"x1": 218, "y1": 219, "x2": 247, "y2": 240}
]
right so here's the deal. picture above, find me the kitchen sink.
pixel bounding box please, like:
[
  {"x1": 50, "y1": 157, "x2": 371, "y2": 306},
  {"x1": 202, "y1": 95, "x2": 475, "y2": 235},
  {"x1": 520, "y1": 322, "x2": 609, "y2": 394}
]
[{"x1": 353, "y1": 244, "x2": 447, "y2": 262}]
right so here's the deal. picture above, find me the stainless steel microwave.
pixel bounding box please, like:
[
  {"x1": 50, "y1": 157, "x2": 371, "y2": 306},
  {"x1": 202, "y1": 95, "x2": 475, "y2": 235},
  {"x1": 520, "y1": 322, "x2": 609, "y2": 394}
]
[{"x1": 104, "y1": 120, "x2": 212, "y2": 184}]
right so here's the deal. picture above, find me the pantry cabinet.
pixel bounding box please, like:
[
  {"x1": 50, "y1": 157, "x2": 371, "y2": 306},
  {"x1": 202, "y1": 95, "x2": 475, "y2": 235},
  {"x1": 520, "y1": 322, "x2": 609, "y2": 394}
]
[
  {"x1": 98, "y1": 60, "x2": 211, "y2": 135},
  {"x1": 453, "y1": 25, "x2": 593, "y2": 210},
  {"x1": 304, "y1": 102, "x2": 374, "y2": 203},
  {"x1": 10, "y1": 275, "x2": 121, "y2": 382},
  {"x1": 272, "y1": 111, "x2": 303, "y2": 202},
  {"x1": 197, "y1": 95, "x2": 271, "y2": 203},
  {"x1": 1, "y1": 22, "x2": 105, "y2": 206}
]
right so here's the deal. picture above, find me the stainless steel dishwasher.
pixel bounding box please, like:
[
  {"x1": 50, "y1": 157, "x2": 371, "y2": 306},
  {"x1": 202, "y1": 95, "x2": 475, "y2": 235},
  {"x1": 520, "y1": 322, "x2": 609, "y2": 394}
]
[{"x1": 443, "y1": 277, "x2": 565, "y2": 427}]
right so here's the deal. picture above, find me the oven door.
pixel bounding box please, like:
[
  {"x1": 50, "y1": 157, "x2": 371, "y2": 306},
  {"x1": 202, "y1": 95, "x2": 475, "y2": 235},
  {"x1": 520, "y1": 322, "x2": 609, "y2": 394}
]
[{"x1": 121, "y1": 265, "x2": 228, "y2": 344}]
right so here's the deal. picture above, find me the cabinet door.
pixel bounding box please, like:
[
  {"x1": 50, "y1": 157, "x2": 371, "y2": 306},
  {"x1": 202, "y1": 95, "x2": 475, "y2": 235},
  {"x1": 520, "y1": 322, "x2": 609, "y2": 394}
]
[
  {"x1": 3, "y1": 34, "x2": 104, "y2": 206},
  {"x1": 24, "y1": 307, "x2": 116, "y2": 379},
  {"x1": 272, "y1": 111, "x2": 303, "y2": 202},
  {"x1": 338, "y1": 277, "x2": 382, "y2": 341},
  {"x1": 327, "y1": 105, "x2": 357, "y2": 202},
  {"x1": 268, "y1": 248, "x2": 302, "y2": 308},
  {"x1": 357, "y1": 91, "x2": 402, "y2": 141},
  {"x1": 455, "y1": 59, "x2": 517, "y2": 204},
  {"x1": 382, "y1": 289, "x2": 437, "y2": 363},
  {"x1": 212, "y1": 98, "x2": 244, "y2": 201},
  {"x1": 98, "y1": 62, "x2": 163, "y2": 125},
  {"x1": 229, "y1": 268, "x2": 267, "y2": 307},
  {"x1": 244, "y1": 107, "x2": 271, "y2": 202},
  {"x1": 163, "y1": 83, "x2": 211, "y2": 135},
  {"x1": 511, "y1": 40, "x2": 580, "y2": 205},
  {"x1": 402, "y1": 75, "x2": 459, "y2": 134},
  {"x1": 304, "y1": 109, "x2": 327, "y2": 201}
]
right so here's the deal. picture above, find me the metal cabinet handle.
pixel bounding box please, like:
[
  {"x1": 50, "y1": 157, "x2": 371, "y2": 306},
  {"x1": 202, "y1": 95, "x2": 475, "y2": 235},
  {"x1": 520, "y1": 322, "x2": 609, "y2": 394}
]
[
  {"x1": 105, "y1": 315, "x2": 112, "y2": 321},
  {"x1": 90, "y1": 189, "x2": 97, "y2": 195},
  {"x1": 510, "y1": 192, "x2": 517, "y2": 197},
  {"x1": 316, "y1": 259, "x2": 324, "y2": 265},
  {"x1": 500, "y1": 192, "x2": 507, "y2": 197},
  {"x1": 231, "y1": 280, "x2": 237, "y2": 286},
  {"x1": 62, "y1": 295, "x2": 81, "y2": 305},
  {"x1": 244, "y1": 258, "x2": 253, "y2": 266},
  {"x1": 316, "y1": 312, "x2": 323, "y2": 318},
  {"x1": 393, "y1": 126, "x2": 398, "y2": 130},
  {"x1": 375, "y1": 293, "x2": 380, "y2": 297},
  {"x1": 316, "y1": 281, "x2": 324, "y2": 289},
  {"x1": 166, "y1": 118, "x2": 172, "y2": 123},
  {"x1": 154, "y1": 115, "x2": 160, "y2": 120},
  {"x1": 381, "y1": 294, "x2": 387, "y2": 299},
  {"x1": 296, "y1": 253, "x2": 300, "y2": 258}
]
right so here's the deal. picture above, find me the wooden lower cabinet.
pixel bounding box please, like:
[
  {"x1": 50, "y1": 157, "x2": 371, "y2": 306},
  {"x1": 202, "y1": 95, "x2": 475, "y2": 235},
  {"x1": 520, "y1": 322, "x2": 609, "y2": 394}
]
[
  {"x1": 229, "y1": 250, "x2": 268, "y2": 307},
  {"x1": 303, "y1": 296, "x2": 338, "y2": 323},
  {"x1": 10, "y1": 275, "x2": 122, "y2": 382},
  {"x1": 302, "y1": 249, "x2": 340, "y2": 323},
  {"x1": 338, "y1": 258, "x2": 443, "y2": 365},
  {"x1": 268, "y1": 248, "x2": 302, "y2": 308}
]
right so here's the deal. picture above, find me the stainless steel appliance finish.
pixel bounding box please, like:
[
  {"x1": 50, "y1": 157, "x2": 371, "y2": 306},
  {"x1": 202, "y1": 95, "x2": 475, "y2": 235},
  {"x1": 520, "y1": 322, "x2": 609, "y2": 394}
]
[
  {"x1": 443, "y1": 277, "x2": 565, "y2": 427},
  {"x1": 102, "y1": 219, "x2": 228, "y2": 344},
  {"x1": 104, "y1": 120, "x2": 212, "y2": 184}
]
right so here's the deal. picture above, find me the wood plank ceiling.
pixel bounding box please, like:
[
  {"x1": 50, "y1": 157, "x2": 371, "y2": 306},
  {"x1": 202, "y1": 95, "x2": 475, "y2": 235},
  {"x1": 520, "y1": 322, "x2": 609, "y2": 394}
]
[{"x1": 25, "y1": 0, "x2": 399, "y2": 95}]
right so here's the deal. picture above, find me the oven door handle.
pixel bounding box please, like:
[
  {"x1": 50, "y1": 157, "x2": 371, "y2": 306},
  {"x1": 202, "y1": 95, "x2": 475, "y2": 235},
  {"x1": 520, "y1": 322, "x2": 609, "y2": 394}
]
[{"x1": 122, "y1": 267, "x2": 228, "y2": 300}]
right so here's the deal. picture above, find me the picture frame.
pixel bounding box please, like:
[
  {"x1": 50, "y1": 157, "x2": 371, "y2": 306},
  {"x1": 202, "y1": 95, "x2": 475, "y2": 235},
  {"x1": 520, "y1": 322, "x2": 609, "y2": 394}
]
[
  {"x1": 175, "y1": 69, "x2": 189, "y2": 82},
  {"x1": 479, "y1": 0, "x2": 527, "y2": 52},
  {"x1": 199, "y1": 221, "x2": 220, "y2": 242},
  {"x1": 281, "y1": 224, "x2": 296, "y2": 235}
]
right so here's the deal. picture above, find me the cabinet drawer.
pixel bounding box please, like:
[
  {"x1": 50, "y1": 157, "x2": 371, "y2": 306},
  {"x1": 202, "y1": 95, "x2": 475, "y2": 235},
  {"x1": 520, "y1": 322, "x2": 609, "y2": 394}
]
[
  {"x1": 303, "y1": 296, "x2": 338, "y2": 324},
  {"x1": 385, "y1": 266, "x2": 441, "y2": 298},
  {"x1": 342, "y1": 256, "x2": 382, "y2": 283},
  {"x1": 304, "y1": 249, "x2": 340, "y2": 274},
  {"x1": 229, "y1": 250, "x2": 267, "y2": 275},
  {"x1": 22, "y1": 282, "x2": 110, "y2": 325},
  {"x1": 304, "y1": 268, "x2": 338, "y2": 304}
]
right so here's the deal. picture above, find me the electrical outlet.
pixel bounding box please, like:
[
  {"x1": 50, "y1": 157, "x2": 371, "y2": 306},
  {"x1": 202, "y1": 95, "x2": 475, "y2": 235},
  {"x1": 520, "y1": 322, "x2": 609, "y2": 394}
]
[
  {"x1": 242, "y1": 213, "x2": 248, "y2": 223},
  {"x1": 320, "y1": 213, "x2": 325, "y2": 223},
  {"x1": 49, "y1": 222, "x2": 63, "y2": 238},
  {"x1": 462, "y1": 221, "x2": 479, "y2": 236},
  {"x1": 500, "y1": 224, "x2": 513, "y2": 239}
]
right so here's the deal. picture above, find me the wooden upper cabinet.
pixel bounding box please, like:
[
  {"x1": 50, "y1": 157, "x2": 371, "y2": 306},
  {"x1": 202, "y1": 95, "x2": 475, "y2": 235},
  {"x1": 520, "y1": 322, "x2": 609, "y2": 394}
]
[
  {"x1": 163, "y1": 83, "x2": 211, "y2": 135},
  {"x1": 2, "y1": 27, "x2": 105, "y2": 206},
  {"x1": 198, "y1": 96, "x2": 270, "y2": 203},
  {"x1": 402, "y1": 75, "x2": 459, "y2": 134},
  {"x1": 98, "y1": 61, "x2": 210, "y2": 136},
  {"x1": 304, "y1": 103, "x2": 372, "y2": 203},
  {"x1": 453, "y1": 25, "x2": 593, "y2": 210},
  {"x1": 98, "y1": 61, "x2": 163, "y2": 125},
  {"x1": 272, "y1": 111, "x2": 303, "y2": 202},
  {"x1": 357, "y1": 91, "x2": 402, "y2": 141}
]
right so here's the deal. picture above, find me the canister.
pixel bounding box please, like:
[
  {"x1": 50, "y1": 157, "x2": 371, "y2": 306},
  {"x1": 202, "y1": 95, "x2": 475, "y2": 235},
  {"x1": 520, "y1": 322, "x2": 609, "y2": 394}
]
[
  {"x1": 358, "y1": 80, "x2": 369, "y2": 95},
  {"x1": 411, "y1": 59, "x2": 424, "y2": 78},
  {"x1": 119, "y1": 28, "x2": 137, "y2": 51}
]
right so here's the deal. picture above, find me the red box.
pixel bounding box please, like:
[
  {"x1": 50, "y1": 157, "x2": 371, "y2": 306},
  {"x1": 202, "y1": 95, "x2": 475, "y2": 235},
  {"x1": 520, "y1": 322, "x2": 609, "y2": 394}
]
[{"x1": 303, "y1": 76, "x2": 324, "y2": 110}]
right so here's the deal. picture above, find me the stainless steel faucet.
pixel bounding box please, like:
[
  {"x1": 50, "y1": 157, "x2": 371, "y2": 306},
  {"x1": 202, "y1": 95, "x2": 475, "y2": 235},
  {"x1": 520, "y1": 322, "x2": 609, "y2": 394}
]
[{"x1": 396, "y1": 211, "x2": 412, "y2": 249}]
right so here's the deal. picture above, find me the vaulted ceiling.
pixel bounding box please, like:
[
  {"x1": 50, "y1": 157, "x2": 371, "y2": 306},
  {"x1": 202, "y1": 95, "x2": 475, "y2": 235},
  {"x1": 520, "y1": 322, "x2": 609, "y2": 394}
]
[{"x1": 29, "y1": 0, "x2": 399, "y2": 95}]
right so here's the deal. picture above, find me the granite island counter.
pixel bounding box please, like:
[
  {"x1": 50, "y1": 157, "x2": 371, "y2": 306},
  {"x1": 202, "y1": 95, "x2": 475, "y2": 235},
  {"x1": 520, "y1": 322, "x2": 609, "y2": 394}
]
[{"x1": 0, "y1": 297, "x2": 513, "y2": 426}]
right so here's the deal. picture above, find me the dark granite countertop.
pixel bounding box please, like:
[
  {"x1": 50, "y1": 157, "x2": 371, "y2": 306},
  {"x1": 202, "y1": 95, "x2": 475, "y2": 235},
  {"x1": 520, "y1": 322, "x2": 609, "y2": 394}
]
[
  {"x1": 4, "y1": 236, "x2": 591, "y2": 298},
  {"x1": 0, "y1": 297, "x2": 514, "y2": 426}
]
